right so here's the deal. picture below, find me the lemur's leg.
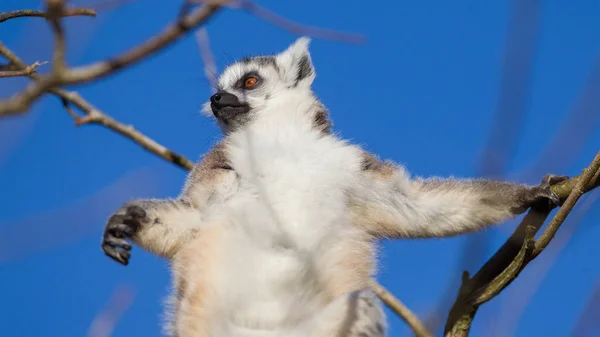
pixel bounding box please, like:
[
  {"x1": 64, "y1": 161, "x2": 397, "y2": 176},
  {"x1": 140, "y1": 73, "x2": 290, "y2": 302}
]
[
  {"x1": 102, "y1": 198, "x2": 202, "y2": 265},
  {"x1": 305, "y1": 288, "x2": 386, "y2": 337},
  {"x1": 353, "y1": 152, "x2": 569, "y2": 239}
]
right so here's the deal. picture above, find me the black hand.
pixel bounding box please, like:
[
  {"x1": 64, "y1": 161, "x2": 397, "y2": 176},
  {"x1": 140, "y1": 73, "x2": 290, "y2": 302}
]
[{"x1": 101, "y1": 205, "x2": 146, "y2": 265}]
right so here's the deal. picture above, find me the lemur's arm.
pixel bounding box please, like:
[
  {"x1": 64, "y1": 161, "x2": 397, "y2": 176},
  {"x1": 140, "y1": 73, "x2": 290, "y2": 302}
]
[
  {"x1": 350, "y1": 153, "x2": 568, "y2": 239},
  {"x1": 101, "y1": 143, "x2": 237, "y2": 265}
]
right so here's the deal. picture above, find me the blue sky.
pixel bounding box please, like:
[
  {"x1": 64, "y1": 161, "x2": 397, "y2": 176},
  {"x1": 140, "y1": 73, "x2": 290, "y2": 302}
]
[{"x1": 1, "y1": 0, "x2": 599, "y2": 336}]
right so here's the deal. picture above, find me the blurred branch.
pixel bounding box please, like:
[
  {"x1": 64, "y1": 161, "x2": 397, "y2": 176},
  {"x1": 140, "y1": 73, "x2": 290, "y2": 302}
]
[
  {"x1": 444, "y1": 151, "x2": 600, "y2": 337},
  {"x1": 0, "y1": 61, "x2": 47, "y2": 78},
  {"x1": 569, "y1": 279, "x2": 600, "y2": 337},
  {"x1": 423, "y1": 0, "x2": 542, "y2": 333},
  {"x1": 195, "y1": 27, "x2": 218, "y2": 92},
  {"x1": 0, "y1": 42, "x2": 194, "y2": 171},
  {"x1": 86, "y1": 0, "x2": 140, "y2": 11},
  {"x1": 228, "y1": 0, "x2": 365, "y2": 44},
  {"x1": 369, "y1": 280, "x2": 433, "y2": 337},
  {"x1": 87, "y1": 284, "x2": 135, "y2": 337},
  {"x1": 0, "y1": 1, "x2": 224, "y2": 116},
  {"x1": 0, "y1": 8, "x2": 96, "y2": 23},
  {"x1": 517, "y1": 56, "x2": 600, "y2": 182}
]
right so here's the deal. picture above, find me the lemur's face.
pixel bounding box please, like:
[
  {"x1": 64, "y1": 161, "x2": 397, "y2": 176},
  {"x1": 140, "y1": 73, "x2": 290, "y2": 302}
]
[{"x1": 202, "y1": 37, "x2": 316, "y2": 129}]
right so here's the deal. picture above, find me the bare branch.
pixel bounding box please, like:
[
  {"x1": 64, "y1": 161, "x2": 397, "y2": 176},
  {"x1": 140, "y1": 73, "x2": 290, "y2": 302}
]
[
  {"x1": 87, "y1": 0, "x2": 140, "y2": 11},
  {"x1": 61, "y1": 3, "x2": 223, "y2": 85},
  {"x1": 444, "y1": 151, "x2": 600, "y2": 337},
  {"x1": 64, "y1": 92, "x2": 195, "y2": 171},
  {"x1": 231, "y1": 0, "x2": 365, "y2": 44},
  {"x1": 0, "y1": 8, "x2": 96, "y2": 23},
  {"x1": 569, "y1": 279, "x2": 600, "y2": 337},
  {"x1": 533, "y1": 155, "x2": 600, "y2": 255},
  {"x1": 195, "y1": 27, "x2": 218, "y2": 92},
  {"x1": 517, "y1": 55, "x2": 600, "y2": 182},
  {"x1": 491, "y1": 191, "x2": 599, "y2": 336},
  {"x1": 0, "y1": 2, "x2": 224, "y2": 116},
  {"x1": 369, "y1": 280, "x2": 433, "y2": 337},
  {"x1": 46, "y1": 0, "x2": 68, "y2": 73},
  {"x1": 0, "y1": 42, "x2": 194, "y2": 171},
  {"x1": 87, "y1": 284, "x2": 135, "y2": 337},
  {"x1": 0, "y1": 61, "x2": 47, "y2": 78}
]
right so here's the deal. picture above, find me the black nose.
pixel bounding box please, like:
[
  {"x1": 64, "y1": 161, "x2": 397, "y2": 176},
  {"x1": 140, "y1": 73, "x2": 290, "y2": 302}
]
[
  {"x1": 211, "y1": 93, "x2": 222, "y2": 103},
  {"x1": 210, "y1": 91, "x2": 241, "y2": 107}
]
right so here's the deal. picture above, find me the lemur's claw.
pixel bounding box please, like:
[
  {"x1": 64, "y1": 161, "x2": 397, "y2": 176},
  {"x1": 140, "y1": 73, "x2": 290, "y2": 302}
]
[
  {"x1": 102, "y1": 204, "x2": 147, "y2": 265},
  {"x1": 541, "y1": 174, "x2": 570, "y2": 187},
  {"x1": 523, "y1": 174, "x2": 570, "y2": 210}
]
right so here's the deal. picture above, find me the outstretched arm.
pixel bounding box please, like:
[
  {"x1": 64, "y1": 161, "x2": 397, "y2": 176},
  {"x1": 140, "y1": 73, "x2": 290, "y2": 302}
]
[
  {"x1": 350, "y1": 153, "x2": 567, "y2": 239},
  {"x1": 102, "y1": 143, "x2": 238, "y2": 265},
  {"x1": 102, "y1": 198, "x2": 202, "y2": 264}
]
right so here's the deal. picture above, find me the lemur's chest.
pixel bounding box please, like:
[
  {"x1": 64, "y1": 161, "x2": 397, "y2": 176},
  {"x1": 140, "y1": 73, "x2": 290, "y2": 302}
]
[{"x1": 223, "y1": 127, "x2": 363, "y2": 235}]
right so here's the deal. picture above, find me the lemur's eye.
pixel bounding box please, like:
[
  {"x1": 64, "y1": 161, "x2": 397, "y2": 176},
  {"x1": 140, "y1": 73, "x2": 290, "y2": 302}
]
[{"x1": 244, "y1": 77, "x2": 258, "y2": 89}]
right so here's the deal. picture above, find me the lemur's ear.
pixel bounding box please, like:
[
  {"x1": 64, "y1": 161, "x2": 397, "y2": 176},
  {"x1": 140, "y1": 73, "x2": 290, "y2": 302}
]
[{"x1": 275, "y1": 37, "x2": 315, "y2": 87}]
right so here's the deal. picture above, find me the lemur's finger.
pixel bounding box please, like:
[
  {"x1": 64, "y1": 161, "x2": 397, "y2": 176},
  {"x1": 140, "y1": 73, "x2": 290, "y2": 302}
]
[
  {"x1": 542, "y1": 174, "x2": 570, "y2": 186},
  {"x1": 107, "y1": 222, "x2": 136, "y2": 238},
  {"x1": 104, "y1": 235, "x2": 132, "y2": 251},
  {"x1": 125, "y1": 205, "x2": 147, "y2": 219},
  {"x1": 102, "y1": 245, "x2": 129, "y2": 265}
]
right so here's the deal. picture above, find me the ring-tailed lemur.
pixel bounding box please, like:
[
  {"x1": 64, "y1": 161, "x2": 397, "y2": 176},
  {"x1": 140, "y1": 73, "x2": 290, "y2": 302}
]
[{"x1": 101, "y1": 37, "x2": 567, "y2": 337}]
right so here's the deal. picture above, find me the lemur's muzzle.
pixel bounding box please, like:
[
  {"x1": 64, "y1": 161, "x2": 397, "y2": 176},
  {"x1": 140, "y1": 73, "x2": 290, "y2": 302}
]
[{"x1": 210, "y1": 90, "x2": 250, "y2": 121}]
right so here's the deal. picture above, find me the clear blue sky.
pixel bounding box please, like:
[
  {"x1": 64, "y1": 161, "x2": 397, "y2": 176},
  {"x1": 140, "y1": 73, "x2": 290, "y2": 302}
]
[{"x1": 1, "y1": 0, "x2": 599, "y2": 336}]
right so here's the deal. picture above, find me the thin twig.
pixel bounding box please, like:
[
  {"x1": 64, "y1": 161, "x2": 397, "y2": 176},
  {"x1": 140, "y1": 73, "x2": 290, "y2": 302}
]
[
  {"x1": 195, "y1": 27, "x2": 218, "y2": 92},
  {"x1": 233, "y1": 0, "x2": 365, "y2": 44},
  {"x1": 0, "y1": 61, "x2": 47, "y2": 78},
  {"x1": 0, "y1": 8, "x2": 96, "y2": 23},
  {"x1": 569, "y1": 279, "x2": 600, "y2": 337},
  {"x1": 369, "y1": 280, "x2": 433, "y2": 337},
  {"x1": 87, "y1": 284, "x2": 135, "y2": 337},
  {"x1": 87, "y1": 0, "x2": 140, "y2": 11}
]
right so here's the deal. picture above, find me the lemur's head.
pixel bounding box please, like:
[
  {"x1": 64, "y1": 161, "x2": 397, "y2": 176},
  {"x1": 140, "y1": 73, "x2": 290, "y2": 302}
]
[{"x1": 202, "y1": 37, "x2": 323, "y2": 132}]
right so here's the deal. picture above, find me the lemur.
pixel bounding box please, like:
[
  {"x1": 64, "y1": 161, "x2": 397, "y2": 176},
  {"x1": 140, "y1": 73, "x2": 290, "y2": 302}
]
[{"x1": 101, "y1": 37, "x2": 567, "y2": 337}]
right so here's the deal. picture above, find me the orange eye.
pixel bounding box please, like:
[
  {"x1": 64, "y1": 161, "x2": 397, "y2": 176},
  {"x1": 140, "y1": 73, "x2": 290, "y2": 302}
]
[{"x1": 244, "y1": 77, "x2": 258, "y2": 88}]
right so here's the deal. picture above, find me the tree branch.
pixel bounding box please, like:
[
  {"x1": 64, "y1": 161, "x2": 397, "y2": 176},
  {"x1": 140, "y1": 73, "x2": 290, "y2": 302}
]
[
  {"x1": 0, "y1": 42, "x2": 194, "y2": 171},
  {"x1": 0, "y1": 2, "x2": 225, "y2": 116},
  {"x1": 0, "y1": 8, "x2": 96, "y2": 23},
  {"x1": 444, "y1": 151, "x2": 600, "y2": 337},
  {"x1": 369, "y1": 280, "x2": 433, "y2": 337},
  {"x1": 0, "y1": 61, "x2": 47, "y2": 78}
]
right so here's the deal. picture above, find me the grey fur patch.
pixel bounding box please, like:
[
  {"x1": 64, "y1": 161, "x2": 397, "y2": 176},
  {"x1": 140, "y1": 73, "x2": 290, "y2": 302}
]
[
  {"x1": 360, "y1": 152, "x2": 397, "y2": 177},
  {"x1": 336, "y1": 292, "x2": 359, "y2": 337},
  {"x1": 295, "y1": 55, "x2": 313, "y2": 85},
  {"x1": 241, "y1": 55, "x2": 279, "y2": 72},
  {"x1": 339, "y1": 289, "x2": 385, "y2": 337},
  {"x1": 337, "y1": 289, "x2": 386, "y2": 337},
  {"x1": 313, "y1": 108, "x2": 332, "y2": 134}
]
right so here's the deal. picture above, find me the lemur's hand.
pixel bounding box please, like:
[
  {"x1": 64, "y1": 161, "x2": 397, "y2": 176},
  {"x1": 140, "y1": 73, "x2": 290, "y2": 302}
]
[
  {"x1": 102, "y1": 204, "x2": 147, "y2": 266},
  {"x1": 516, "y1": 174, "x2": 570, "y2": 212}
]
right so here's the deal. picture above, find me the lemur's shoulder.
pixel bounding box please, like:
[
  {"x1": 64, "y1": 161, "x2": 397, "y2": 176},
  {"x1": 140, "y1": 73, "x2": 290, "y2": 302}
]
[
  {"x1": 359, "y1": 150, "x2": 405, "y2": 180},
  {"x1": 180, "y1": 141, "x2": 237, "y2": 207}
]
